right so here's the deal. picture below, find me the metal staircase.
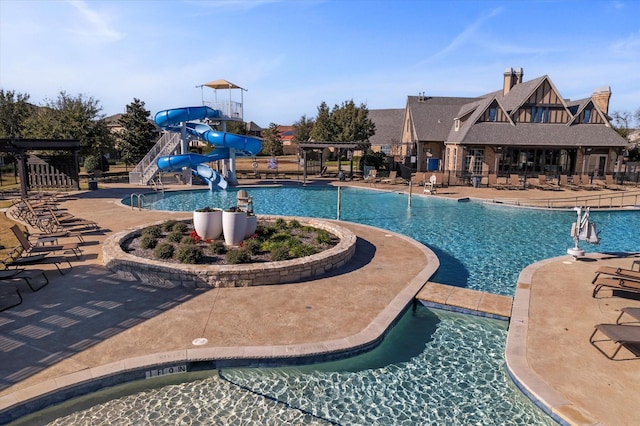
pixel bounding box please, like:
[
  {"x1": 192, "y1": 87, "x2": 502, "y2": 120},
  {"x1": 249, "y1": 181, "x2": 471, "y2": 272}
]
[{"x1": 128, "y1": 132, "x2": 181, "y2": 185}]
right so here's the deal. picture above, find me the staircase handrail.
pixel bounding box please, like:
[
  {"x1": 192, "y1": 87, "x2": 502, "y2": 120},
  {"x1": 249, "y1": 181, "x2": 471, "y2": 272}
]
[{"x1": 128, "y1": 132, "x2": 181, "y2": 185}]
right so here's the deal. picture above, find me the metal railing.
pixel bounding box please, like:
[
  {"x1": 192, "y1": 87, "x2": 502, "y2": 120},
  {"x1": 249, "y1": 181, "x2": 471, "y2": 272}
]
[
  {"x1": 130, "y1": 193, "x2": 145, "y2": 210},
  {"x1": 490, "y1": 190, "x2": 640, "y2": 210},
  {"x1": 128, "y1": 132, "x2": 181, "y2": 185}
]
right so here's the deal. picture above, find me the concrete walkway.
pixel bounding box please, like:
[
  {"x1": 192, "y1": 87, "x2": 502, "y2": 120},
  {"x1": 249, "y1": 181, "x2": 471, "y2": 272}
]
[
  {"x1": 0, "y1": 184, "x2": 438, "y2": 422},
  {"x1": 1, "y1": 181, "x2": 639, "y2": 425}
]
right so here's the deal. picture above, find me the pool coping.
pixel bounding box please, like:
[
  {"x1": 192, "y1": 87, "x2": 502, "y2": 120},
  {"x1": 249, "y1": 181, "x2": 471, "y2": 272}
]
[
  {"x1": 0, "y1": 220, "x2": 439, "y2": 423},
  {"x1": 505, "y1": 255, "x2": 596, "y2": 426}
]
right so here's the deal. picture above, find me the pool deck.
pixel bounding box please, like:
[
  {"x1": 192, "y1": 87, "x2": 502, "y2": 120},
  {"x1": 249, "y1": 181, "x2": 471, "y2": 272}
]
[{"x1": 1, "y1": 181, "x2": 639, "y2": 424}]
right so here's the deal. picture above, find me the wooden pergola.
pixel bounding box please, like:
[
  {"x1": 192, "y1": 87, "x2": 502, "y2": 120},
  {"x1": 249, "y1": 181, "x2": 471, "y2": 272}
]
[{"x1": 0, "y1": 138, "x2": 81, "y2": 196}]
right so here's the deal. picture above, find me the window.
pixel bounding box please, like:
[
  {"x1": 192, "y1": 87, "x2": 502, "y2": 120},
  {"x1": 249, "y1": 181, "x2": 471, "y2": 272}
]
[
  {"x1": 489, "y1": 107, "x2": 497, "y2": 122},
  {"x1": 465, "y1": 148, "x2": 484, "y2": 174},
  {"x1": 530, "y1": 106, "x2": 550, "y2": 123},
  {"x1": 454, "y1": 119, "x2": 460, "y2": 131},
  {"x1": 583, "y1": 109, "x2": 592, "y2": 123}
]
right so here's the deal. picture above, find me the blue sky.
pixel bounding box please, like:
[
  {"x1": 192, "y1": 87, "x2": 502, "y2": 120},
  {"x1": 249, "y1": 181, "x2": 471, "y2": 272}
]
[{"x1": 1, "y1": 0, "x2": 638, "y2": 127}]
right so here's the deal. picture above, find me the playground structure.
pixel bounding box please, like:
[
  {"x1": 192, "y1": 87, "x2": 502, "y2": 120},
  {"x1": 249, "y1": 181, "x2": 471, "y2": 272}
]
[{"x1": 128, "y1": 80, "x2": 261, "y2": 190}]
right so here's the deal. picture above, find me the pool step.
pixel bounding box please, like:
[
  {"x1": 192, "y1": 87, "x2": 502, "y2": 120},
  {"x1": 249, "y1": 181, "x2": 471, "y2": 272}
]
[{"x1": 416, "y1": 282, "x2": 513, "y2": 320}]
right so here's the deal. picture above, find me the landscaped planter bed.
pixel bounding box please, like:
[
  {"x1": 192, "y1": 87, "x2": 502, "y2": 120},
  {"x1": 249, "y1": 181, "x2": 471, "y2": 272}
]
[{"x1": 103, "y1": 215, "x2": 357, "y2": 288}]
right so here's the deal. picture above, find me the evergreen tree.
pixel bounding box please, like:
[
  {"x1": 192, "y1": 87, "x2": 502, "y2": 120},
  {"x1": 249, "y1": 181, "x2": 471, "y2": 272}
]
[
  {"x1": 309, "y1": 102, "x2": 332, "y2": 141},
  {"x1": 292, "y1": 114, "x2": 314, "y2": 143},
  {"x1": 331, "y1": 100, "x2": 376, "y2": 143},
  {"x1": 118, "y1": 98, "x2": 158, "y2": 167},
  {"x1": 309, "y1": 100, "x2": 375, "y2": 144},
  {"x1": 260, "y1": 123, "x2": 283, "y2": 156}
]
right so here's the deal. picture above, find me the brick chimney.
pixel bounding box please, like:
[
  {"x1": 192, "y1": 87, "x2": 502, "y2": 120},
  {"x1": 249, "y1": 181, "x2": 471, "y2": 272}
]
[
  {"x1": 503, "y1": 67, "x2": 514, "y2": 96},
  {"x1": 592, "y1": 86, "x2": 611, "y2": 114},
  {"x1": 503, "y1": 67, "x2": 523, "y2": 95},
  {"x1": 514, "y1": 67, "x2": 523, "y2": 84}
]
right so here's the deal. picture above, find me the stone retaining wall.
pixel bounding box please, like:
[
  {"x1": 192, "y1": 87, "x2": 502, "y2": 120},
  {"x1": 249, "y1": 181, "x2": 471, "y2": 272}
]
[{"x1": 102, "y1": 215, "x2": 357, "y2": 288}]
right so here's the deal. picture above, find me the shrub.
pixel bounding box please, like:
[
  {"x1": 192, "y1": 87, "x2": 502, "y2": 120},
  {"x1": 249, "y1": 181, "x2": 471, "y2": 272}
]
[
  {"x1": 142, "y1": 225, "x2": 163, "y2": 239},
  {"x1": 269, "y1": 244, "x2": 290, "y2": 261},
  {"x1": 172, "y1": 222, "x2": 188, "y2": 233},
  {"x1": 161, "y1": 220, "x2": 179, "y2": 232},
  {"x1": 210, "y1": 240, "x2": 227, "y2": 254},
  {"x1": 274, "y1": 218, "x2": 287, "y2": 229},
  {"x1": 243, "y1": 238, "x2": 261, "y2": 254},
  {"x1": 290, "y1": 244, "x2": 316, "y2": 258},
  {"x1": 140, "y1": 234, "x2": 158, "y2": 249},
  {"x1": 154, "y1": 243, "x2": 174, "y2": 259},
  {"x1": 176, "y1": 244, "x2": 203, "y2": 264},
  {"x1": 289, "y1": 219, "x2": 301, "y2": 228},
  {"x1": 315, "y1": 229, "x2": 332, "y2": 245},
  {"x1": 167, "y1": 231, "x2": 183, "y2": 243},
  {"x1": 226, "y1": 248, "x2": 252, "y2": 264},
  {"x1": 181, "y1": 236, "x2": 195, "y2": 245}
]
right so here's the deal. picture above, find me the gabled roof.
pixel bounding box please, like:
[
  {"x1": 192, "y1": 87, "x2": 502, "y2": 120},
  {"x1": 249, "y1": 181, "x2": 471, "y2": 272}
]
[
  {"x1": 368, "y1": 108, "x2": 404, "y2": 146},
  {"x1": 566, "y1": 98, "x2": 610, "y2": 126},
  {"x1": 407, "y1": 96, "x2": 478, "y2": 141},
  {"x1": 447, "y1": 95, "x2": 514, "y2": 143},
  {"x1": 406, "y1": 70, "x2": 625, "y2": 148}
]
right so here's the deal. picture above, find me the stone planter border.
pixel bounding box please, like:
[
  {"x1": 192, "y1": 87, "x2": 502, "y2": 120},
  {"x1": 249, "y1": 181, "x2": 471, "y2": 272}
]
[{"x1": 102, "y1": 215, "x2": 357, "y2": 288}]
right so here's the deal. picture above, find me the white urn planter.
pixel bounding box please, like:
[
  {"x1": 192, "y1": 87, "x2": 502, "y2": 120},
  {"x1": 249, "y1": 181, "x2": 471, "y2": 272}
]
[
  {"x1": 222, "y1": 210, "x2": 247, "y2": 246},
  {"x1": 193, "y1": 209, "x2": 223, "y2": 240},
  {"x1": 244, "y1": 214, "x2": 257, "y2": 238}
]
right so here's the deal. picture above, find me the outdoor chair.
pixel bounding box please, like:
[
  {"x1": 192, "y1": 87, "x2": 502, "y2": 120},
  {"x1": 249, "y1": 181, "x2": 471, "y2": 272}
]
[
  {"x1": 592, "y1": 266, "x2": 640, "y2": 284},
  {"x1": 4, "y1": 248, "x2": 73, "y2": 275},
  {"x1": 559, "y1": 175, "x2": 579, "y2": 190},
  {"x1": 505, "y1": 175, "x2": 524, "y2": 190},
  {"x1": 602, "y1": 175, "x2": 625, "y2": 191},
  {"x1": 580, "y1": 175, "x2": 598, "y2": 190},
  {"x1": 590, "y1": 323, "x2": 640, "y2": 360},
  {"x1": 0, "y1": 265, "x2": 50, "y2": 292},
  {"x1": 45, "y1": 207, "x2": 99, "y2": 232},
  {"x1": 616, "y1": 307, "x2": 640, "y2": 325},
  {"x1": 0, "y1": 284, "x2": 22, "y2": 312},
  {"x1": 411, "y1": 172, "x2": 425, "y2": 186},
  {"x1": 592, "y1": 276, "x2": 640, "y2": 298},
  {"x1": 534, "y1": 175, "x2": 561, "y2": 191},
  {"x1": 380, "y1": 170, "x2": 398, "y2": 184},
  {"x1": 424, "y1": 174, "x2": 437, "y2": 195},
  {"x1": 11, "y1": 225, "x2": 82, "y2": 258},
  {"x1": 487, "y1": 174, "x2": 505, "y2": 190}
]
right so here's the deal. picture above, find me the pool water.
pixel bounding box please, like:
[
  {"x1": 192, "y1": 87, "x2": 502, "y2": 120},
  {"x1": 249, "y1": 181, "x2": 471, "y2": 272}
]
[
  {"x1": 37, "y1": 307, "x2": 554, "y2": 426},
  {"x1": 26, "y1": 186, "x2": 638, "y2": 424},
  {"x1": 138, "y1": 186, "x2": 640, "y2": 296}
]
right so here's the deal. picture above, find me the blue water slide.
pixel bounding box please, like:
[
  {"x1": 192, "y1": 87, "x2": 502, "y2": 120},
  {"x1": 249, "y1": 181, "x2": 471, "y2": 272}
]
[{"x1": 154, "y1": 106, "x2": 261, "y2": 189}]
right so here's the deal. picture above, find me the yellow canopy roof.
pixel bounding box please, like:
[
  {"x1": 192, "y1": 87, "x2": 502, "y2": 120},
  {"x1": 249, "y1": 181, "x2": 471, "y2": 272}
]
[{"x1": 203, "y1": 79, "x2": 244, "y2": 90}]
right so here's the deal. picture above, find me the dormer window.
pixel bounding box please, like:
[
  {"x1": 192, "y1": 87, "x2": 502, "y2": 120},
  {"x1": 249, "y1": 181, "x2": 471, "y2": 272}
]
[
  {"x1": 583, "y1": 108, "x2": 592, "y2": 123},
  {"x1": 489, "y1": 107, "x2": 497, "y2": 122},
  {"x1": 455, "y1": 119, "x2": 460, "y2": 131},
  {"x1": 531, "y1": 106, "x2": 550, "y2": 123}
]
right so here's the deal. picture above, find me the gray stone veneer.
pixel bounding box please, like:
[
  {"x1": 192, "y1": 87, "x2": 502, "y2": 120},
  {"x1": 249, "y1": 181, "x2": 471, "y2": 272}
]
[{"x1": 102, "y1": 215, "x2": 356, "y2": 288}]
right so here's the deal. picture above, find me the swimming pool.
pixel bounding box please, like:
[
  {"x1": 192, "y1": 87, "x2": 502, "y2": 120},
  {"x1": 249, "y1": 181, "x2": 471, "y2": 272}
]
[
  {"x1": 131, "y1": 186, "x2": 640, "y2": 296},
  {"x1": 25, "y1": 186, "x2": 639, "y2": 424},
  {"x1": 23, "y1": 307, "x2": 555, "y2": 425}
]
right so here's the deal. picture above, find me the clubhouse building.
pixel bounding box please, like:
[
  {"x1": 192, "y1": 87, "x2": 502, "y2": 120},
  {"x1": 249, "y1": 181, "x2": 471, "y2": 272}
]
[{"x1": 375, "y1": 68, "x2": 628, "y2": 179}]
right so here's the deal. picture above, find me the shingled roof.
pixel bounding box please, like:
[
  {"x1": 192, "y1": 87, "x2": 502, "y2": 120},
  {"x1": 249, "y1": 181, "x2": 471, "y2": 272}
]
[
  {"x1": 368, "y1": 109, "x2": 404, "y2": 147},
  {"x1": 407, "y1": 96, "x2": 478, "y2": 141},
  {"x1": 408, "y1": 72, "x2": 626, "y2": 149}
]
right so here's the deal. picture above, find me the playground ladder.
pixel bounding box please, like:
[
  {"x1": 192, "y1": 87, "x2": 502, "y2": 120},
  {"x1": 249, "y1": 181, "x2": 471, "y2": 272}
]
[{"x1": 128, "y1": 132, "x2": 181, "y2": 185}]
